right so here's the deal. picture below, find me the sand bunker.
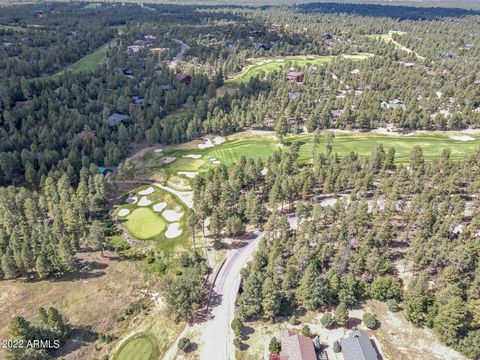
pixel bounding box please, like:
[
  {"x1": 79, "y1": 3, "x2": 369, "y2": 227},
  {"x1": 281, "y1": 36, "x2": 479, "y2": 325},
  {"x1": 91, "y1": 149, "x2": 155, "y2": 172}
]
[
  {"x1": 163, "y1": 157, "x2": 176, "y2": 164},
  {"x1": 178, "y1": 171, "x2": 197, "y2": 178},
  {"x1": 126, "y1": 194, "x2": 138, "y2": 204},
  {"x1": 213, "y1": 136, "x2": 225, "y2": 145},
  {"x1": 153, "y1": 202, "x2": 167, "y2": 212},
  {"x1": 212, "y1": 160, "x2": 221, "y2": 165},
  {"x1": 118, "y1": 208, "x2": 130, "y2": 217},
  {"x1": 450, "y1": 135, "x2": 475, "y2": 141},
  {"x1": 198, "y1": 138, "x2": 214, "y2": 149},
  {"x1": 182, "y1": 154, "x2": 202, "y2": 159},
  {"x1": 165, "y1": 222, "x2": 182, "y2": 238},
  {"x1": 138, "y1": 196, "x2": 152, "y2": 206},
  {"x1": 162, "y1": 209, "x2": 184, "y2": 222},
  {"x1": 261, "y1": 168, "x2": 268, "y2": 176},
  {"x1": 154, "y1": 148, "x2": 163, "y2": 153},
  {"x1": 138, "y1": 187, "x2": 155, "y2": 195}
]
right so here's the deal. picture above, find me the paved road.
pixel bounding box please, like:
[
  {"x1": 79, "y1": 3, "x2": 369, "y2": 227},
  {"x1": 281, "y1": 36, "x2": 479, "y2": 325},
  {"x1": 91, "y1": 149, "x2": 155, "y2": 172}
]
[
  {"x1": 168, "y1": 39, "x2": 190, "y2": 69},
  {"x1": 200, "y1": 231, "x2": 264, "y2": 360}
]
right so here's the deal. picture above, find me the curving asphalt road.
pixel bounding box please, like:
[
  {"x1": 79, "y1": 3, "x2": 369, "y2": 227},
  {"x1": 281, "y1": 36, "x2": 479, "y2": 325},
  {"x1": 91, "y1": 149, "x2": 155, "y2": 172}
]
[{"x1": 200, "y1": 231, "x2": 264, "y2": 360}]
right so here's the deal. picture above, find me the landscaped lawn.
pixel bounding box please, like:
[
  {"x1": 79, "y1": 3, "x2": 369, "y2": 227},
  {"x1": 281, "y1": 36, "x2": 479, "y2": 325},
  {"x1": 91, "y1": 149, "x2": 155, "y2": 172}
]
[{"x1": 123, "y1": 208, "x2": 166, "y2": 240}]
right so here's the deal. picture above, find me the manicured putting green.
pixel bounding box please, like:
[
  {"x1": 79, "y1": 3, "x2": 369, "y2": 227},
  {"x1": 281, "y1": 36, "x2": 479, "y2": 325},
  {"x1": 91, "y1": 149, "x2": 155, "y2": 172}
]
[
  {"x1": 123, "y1": 208, "x2": 166, "y2": 240},
  {"x1": 114, "y1": 334, "x2": 159, "y2": 360}
]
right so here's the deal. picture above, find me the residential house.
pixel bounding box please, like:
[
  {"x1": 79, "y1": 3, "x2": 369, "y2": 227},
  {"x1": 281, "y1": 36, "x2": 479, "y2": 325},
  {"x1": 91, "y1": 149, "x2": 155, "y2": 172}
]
[
  {"x1": 331, "y1": 109, "x2": 345, "y2": 120},
  {"x1": 107, "y1": 113, "x2": 130, "y2": 127},
  {"x1": 278, "y1": 330, "x2": 316, "y2": 360},
  {"x1": 96, "y1": 166, "x2": 111, "y2": 175},
  {"x1": 381, "y1": 99, "x2": 406, "y2": 110},
  {"x1": 131, "y1": 96, "x2": 144, "y2": 106},
  {"x1": 175, "y1": 73, "x2": 192, "y2": 84},
  {"x1": 341, "y1": 330, "x2": 378, "y2": 360},
  {"x1": 149, "y1": 47, "x2": 167, "y2": 54},
  {"x1": 127, "y1": 45, "x2": 145, "y2": 54},
  {"x1": 286, "y1": 71, "x2": 304, "y2": 82},
  {"x1": 144, "y1": 34, "x2": 156, "y2": 42},
  {"x1": 288, "y1": 91, "x2": 302, "y2": 100},
  {"x1": 269, "y1": 23, "x2": 282, "y2": 32},
  {"x1": 255, "y1": 43, "x2": 271, "y2": 51},
  {"x1": 161, "y1": 83, "x2": 174, "y2": 91}
]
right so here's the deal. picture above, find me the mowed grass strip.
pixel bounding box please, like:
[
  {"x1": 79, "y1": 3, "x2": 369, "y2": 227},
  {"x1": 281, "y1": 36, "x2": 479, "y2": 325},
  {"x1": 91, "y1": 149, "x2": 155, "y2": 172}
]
[
  {"x1": 123, "y1": 208, "x2": 166, "y2": 240},
  {"x1": 114, "y1": 333, "x2": 159, "y2": 360}
]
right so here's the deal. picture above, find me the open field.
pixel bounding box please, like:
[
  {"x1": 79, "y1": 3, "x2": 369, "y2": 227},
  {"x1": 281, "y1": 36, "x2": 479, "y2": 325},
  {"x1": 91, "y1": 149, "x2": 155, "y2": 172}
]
[
  {"x1": 0, "y1": 251, "x2": 156, "y2": 359},
  {"x1": 226, "y1": 53, "x2": 373, "y2": 85},
  {"x1": 54, "y1": 39, "x2": 115, "y2": 76}
]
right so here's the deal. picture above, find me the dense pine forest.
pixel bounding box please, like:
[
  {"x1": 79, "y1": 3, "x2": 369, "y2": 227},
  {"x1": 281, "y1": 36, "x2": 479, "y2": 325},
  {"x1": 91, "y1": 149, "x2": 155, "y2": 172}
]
[
  {"x1": 0, "y1": 1, "x2": 479, "y2": 359},
  {"x1": 191, "y1": 141, "x2": 480, "y2": 359}
]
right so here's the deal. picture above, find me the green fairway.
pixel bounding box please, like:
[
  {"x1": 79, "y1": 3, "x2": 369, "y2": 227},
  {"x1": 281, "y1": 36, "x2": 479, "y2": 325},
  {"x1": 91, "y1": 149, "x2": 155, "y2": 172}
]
[
  {"x1": 114, "y1": 333, "x2": 159, "y2": 360},
  {"x1": 54, "y1": 40, "x2": 114, "y2": 76},
  {"x1": 123, "y1": 208, "x2": 166, "y2": 240},
  {"x1": 366, "y1": 31, "x2": 424, "y2": 60},
  {"x1": 226, "y1": 53, "x2": 373, "y2": 85}
]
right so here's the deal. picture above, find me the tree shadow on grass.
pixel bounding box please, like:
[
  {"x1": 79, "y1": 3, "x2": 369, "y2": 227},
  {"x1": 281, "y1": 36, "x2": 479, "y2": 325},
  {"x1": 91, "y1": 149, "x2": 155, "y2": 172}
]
[{"x1": 52, "y1": 326, "x2": 98, "y2": 359}]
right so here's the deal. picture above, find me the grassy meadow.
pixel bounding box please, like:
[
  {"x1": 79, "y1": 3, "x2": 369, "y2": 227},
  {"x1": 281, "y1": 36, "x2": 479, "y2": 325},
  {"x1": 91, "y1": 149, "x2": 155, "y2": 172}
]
[{"x1": 226, "y1": 53, "x2": 373, "y2": 85}]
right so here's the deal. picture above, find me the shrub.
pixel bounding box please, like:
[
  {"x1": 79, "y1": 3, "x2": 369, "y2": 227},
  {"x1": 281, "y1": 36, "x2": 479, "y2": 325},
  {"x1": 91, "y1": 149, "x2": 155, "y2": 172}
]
[
  {"x1": 334, "y1": 303, "x2": 348, "y2": 327},
  {"x1": 387, "y1": 299, "x2": 400, "y2": 312},
  {"x1": 233, "y1": 337, "x2": 242, "y2": 348},
  {"x1": 231, "y1": 318, "x2": 243, "y2": 338},
  {"x1": 269, "y1": 337, "x2": 281, "y2": 353},
  {"x1": 301, "y1": 325, "x2": 312, "y2": 338},
  {"x1": 363, "y1": 312, "x2": 377, "y2": 329},
  {"x1": 178, "y1": 337, "x2": 190, "y2": 352},
  {"x1": 289, "y1": 315, "x2": 298, "y2": 325},
  {"x1": 213, "y1": 240, "x2": 223, "y2": 250},
  {"x1": 320, "y1": 312, "x2": 334, "y2": 328}
]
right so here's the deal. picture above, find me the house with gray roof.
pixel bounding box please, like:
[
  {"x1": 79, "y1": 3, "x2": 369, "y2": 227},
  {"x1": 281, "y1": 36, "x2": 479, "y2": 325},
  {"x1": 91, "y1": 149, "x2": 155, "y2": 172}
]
[
  {"x1": 107, "y1": 113, "x2": 130, "y2": 127},
  {"x1": 341, "y1": 330, "x2": 378, "y2": 360}
]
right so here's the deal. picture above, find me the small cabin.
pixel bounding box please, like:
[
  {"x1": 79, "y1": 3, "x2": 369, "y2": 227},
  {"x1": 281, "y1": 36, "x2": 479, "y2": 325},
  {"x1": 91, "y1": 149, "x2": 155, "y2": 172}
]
[
  {"x1": 286, "y1": 71, "x2": 304, "y2": 82},
  {"x1": 175, "y1": 73, "x2": 191, "y2": 85}
]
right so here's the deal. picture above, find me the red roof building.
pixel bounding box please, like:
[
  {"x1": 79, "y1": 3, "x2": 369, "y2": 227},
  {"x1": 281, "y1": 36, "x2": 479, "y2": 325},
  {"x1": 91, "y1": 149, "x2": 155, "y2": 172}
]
[
  {"x1": 286, "y1": 71, "x2": 304, "y2": 82},
  {"x1": 175, "y1": 73, "x2": 192, "y2": 84},
  {"x1": 278, "y1": 330, "x2": 316, "y2": 360}
]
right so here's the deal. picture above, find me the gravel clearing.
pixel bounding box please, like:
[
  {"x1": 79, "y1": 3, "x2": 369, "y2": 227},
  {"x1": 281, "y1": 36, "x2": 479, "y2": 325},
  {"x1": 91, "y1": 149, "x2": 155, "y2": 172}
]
[
  {"x1": 138, "y1": 196, "x2": 152, "y2": 206},
  {"x1": 162, "y1": 209, "x2": 184, "y2": 222},
  {"x1": 182, "y1": 154, "x2": 202, "y2": 159},
  {"x1": 118, "y1": 209, "x2": 130, "y2": 216},
  {"x1": 153, "y1": 202, "x2": 167, "y2": 212},
  {"x1": 163, "y1": 157, "x2": 176, "y2": 164},
  {"x1": 178, "y1": 171, "x2": 197, "y2": 178},
  {"x1": 165, "y1": 222, "x2": 182, "y2": 238},
  {"x1": 138, "y1": 186, "x2": 155, "y2": 195}
]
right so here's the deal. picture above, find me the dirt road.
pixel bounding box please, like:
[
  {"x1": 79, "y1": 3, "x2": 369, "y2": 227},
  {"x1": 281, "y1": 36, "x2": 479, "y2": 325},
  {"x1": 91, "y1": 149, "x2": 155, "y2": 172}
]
[{"x1": 200, "y1": 231, "x2": 264, "y2": 360}]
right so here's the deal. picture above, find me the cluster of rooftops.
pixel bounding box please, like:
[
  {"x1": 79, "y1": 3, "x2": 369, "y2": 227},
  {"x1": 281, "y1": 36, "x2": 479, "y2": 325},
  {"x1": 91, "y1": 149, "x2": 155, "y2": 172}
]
[{"x1": 271, "y1": 329, "x2": 379, "y2": 360}]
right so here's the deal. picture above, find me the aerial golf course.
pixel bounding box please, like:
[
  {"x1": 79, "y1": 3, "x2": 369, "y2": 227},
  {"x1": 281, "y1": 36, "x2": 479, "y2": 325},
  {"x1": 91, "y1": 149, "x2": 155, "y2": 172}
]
[{"x1": 115, "y1": 129, "x2": 480, "y2": 254}]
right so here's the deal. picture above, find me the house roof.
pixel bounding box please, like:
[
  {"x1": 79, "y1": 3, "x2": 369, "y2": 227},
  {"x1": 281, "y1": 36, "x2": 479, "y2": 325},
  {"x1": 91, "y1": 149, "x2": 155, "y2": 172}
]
[
  {"x1": 341, "y1": 330, "x2": 378, "y2": 360},
  {"x1": 107, "y1": 113, "x2": 130, "y2": 126},
  {"x1": 278, "y1": 330, "x2": 316, "y2": 360}
]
